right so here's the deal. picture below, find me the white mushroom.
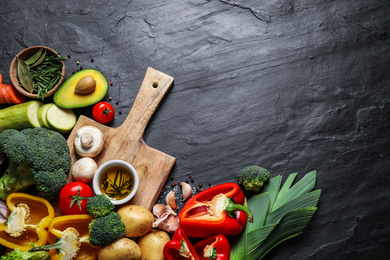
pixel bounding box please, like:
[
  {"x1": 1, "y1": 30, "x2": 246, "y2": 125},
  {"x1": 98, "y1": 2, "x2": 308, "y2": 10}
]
[
  {"x1": 71, "y1": 157, "x2": 98, "y2": 183},
  {"x1": 74, "y1": 126, "x2": 104, "y2": 157}
]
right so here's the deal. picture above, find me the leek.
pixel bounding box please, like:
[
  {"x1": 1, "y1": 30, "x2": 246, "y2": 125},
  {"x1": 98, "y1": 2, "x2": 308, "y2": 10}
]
[{"x1": 230, "y1": 170, "x2": 321, "y2": 260}]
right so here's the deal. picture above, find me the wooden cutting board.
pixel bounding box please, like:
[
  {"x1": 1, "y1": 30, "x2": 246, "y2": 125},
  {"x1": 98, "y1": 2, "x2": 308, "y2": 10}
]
[{"x1": 66, "y1": 67, "x2": 176, "y2": 211}]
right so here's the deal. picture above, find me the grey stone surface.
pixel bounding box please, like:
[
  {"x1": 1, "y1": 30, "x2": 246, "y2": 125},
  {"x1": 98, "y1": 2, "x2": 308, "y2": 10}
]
[{"x1": 0, "y1": 0, "x2": 389, "y2": 259}]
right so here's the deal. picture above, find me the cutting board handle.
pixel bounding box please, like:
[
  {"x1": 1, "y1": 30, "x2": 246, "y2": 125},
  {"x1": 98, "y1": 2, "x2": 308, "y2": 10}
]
[{"x1": 118, "y1": 67, "x2": 174, "y2": 138}]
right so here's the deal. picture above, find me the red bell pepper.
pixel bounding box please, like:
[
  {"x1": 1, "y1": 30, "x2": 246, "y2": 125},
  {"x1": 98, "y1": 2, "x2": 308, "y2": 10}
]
[
  {"x1": 178, "y1": 182, "x2": 253, "y2": 238},
  {"x1": 194, "y1": 234, "x2": 230, "y2": 260},
  {"x1": 164, "y1": 227, "x2": 200, "y2": 260}
]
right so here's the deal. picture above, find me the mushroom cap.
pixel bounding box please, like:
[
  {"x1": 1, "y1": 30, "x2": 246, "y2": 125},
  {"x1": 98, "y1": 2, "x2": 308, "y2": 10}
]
[
  {"x1": 74, "y1": 126, "x2": 104, "y2": 157},
  {"x1": 71, "y1": 157, "x2": 98, "y2": 183}
]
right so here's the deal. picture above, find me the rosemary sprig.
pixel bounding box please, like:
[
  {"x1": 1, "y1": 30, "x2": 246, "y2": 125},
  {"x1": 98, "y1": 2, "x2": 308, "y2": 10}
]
[{"x1": 104, "y1": 169, "x2": 133, "y2": 199}]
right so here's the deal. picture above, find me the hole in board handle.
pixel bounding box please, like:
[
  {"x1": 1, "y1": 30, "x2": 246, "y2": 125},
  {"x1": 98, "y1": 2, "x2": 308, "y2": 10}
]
[{"x1": 152, "y1": 82, "x2": 159, "y2": 88}]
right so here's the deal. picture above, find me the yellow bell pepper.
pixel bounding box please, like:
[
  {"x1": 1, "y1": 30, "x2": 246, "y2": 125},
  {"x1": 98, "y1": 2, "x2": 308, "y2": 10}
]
[
  {"x1": 0, "y1": 193, "x2": 54, "y2": 251},
  {"x1": 48, "y1": 214, "x2": 98, "y2": 260}
]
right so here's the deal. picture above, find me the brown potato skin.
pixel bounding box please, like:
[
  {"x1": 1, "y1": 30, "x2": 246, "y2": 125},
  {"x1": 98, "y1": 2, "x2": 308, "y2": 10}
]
[
  {"x1": 117, "y1": 205, "x2": 155, "y2": 238},
  {"x1": 138, "y1": 230, "x2": 171, "y2": 260},
  {"x1": 98, "y1": 237, "x2": 142, "y2": 260}
]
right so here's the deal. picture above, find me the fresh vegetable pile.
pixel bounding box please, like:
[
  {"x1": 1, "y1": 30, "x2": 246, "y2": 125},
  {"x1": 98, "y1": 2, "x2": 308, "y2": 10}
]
[{"x1": 0, "y1": 47, "x2": 322, "y2": 260}]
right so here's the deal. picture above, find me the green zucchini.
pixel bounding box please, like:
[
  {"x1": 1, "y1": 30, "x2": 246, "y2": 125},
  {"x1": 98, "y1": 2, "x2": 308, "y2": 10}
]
[
  {"x1": 46, "y1": 104, "x2": 76, "y2": 133},
  {"x1": 37, "y1": 103, "x2": 54, "y2": 128},
  {"x1": 0, "y1": 101, "x2": 43, "y2": 132}
]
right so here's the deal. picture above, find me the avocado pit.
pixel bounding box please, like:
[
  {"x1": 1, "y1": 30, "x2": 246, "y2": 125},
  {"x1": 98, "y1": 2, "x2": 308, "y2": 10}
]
[{"x1": 74, "y1": 76, "x2": 96, "y2": 94}]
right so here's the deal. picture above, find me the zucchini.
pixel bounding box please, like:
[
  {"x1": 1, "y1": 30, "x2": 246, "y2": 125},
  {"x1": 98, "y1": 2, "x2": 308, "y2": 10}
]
[
  {"x1": 37, "y1": 103, "x2": 54, "y2": 128},
  {"x1": 0, "y1": 101, "x2": 43, "y2": 132},
  {"x1": 46, "y1": 104, "x2": 76, "y2": 133}
]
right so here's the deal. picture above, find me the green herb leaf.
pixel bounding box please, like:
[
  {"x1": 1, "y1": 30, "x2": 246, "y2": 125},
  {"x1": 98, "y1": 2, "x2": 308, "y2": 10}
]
[
  {"x1": 24, "y1": 47, "x2": 44, "y2": 66},
  {"x1": 30, "y1": 49, "x2": 47, "y2": 68},
  {"x1": 17, "y1": 58, "x2": 34, "y2": 93}
]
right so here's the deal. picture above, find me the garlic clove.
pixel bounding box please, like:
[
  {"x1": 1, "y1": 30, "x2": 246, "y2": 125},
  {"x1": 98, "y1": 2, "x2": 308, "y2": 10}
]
[
  {"x1": 163, "y1": 214, "x2": 180, "y2": 233},
  {"x1": 180, "y1": 182, "x2": 193, "y2": 201},
  {"x1": 152, "y1": 203, "x2": 167, "y2": 218},
  {"x1": 165, "y1": 190, "x2": 178, "y2": 211},
  {"x1": 152, "y1": 204, "x2": 179, "y2": 232}
]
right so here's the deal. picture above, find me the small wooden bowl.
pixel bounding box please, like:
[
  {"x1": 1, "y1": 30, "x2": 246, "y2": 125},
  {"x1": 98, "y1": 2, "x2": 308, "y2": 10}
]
[{"x1": 9, "y1": 46, "x2": 66, "y2": 99}]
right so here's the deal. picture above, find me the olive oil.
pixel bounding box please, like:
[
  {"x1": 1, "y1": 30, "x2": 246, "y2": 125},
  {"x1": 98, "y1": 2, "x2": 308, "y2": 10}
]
[{"x1": 99, "y1": 166, "x2": 134, "y2": 200}]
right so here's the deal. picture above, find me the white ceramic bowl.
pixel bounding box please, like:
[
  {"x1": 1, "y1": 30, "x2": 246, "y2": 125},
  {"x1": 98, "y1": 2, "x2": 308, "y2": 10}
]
[{"x1": 93, "y1": 159, "x2": 139, "y2": 206}]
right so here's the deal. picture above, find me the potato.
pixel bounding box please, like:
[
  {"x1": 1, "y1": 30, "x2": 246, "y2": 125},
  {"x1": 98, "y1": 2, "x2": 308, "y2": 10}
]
[
  {"x1": 138, "y1": 230, "x2": 171, "y2": 260},
  {"x1": 117, "y1": 204, "x2": 154, "y2": 237},
  {"x1": 98, "y1": 237, "x2": 141, "y2": 260}
]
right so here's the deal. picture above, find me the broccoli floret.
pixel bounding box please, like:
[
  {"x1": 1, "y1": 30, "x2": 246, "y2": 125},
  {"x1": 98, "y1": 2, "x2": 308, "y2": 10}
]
[
  {"x1": 28, "y1": 227, "x2": 81, "y2": 260},
  {"x1": 238, "y1": 166, "x2": 270, "y2": 192},
  {"x1": 86, "y1": 194, "x2": 115, "y2": 218},
  {"x1": 0, "y1": 128, "x2": 71, "y2": 201},
  {"x1": 0, "y1": 248, "x2": 50, "y2": 260},
  {"x1": 89, "y1": 212, "x2": 125, "y2": 246},
  {"x1": 33, "y1": 169, "x2": 68, "y2": 201}
]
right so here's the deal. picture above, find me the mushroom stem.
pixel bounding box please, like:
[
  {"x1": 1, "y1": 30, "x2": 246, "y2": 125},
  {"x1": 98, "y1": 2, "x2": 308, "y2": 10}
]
[{"x1": 80, "y1": 133, "x2": 93, "y2": 148}]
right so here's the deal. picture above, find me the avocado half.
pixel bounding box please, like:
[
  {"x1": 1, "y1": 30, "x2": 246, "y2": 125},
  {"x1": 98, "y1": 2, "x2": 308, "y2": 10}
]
[{"x1": 54, "y1": 69, "x2": 108, "y2": 109}]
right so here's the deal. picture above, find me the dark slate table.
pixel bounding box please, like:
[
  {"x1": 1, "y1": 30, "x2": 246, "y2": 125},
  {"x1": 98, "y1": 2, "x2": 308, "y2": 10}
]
[{"x1": 0, "y1": 0, "x2": 389, "y2": 259}]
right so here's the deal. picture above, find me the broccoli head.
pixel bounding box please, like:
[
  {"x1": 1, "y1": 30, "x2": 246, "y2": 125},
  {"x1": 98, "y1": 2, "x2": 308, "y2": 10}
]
[
  {"x1": 0, "y1": 127, "x2": 71, "y2": 201},
  {"x1": 0, "y1": 248, "x2": 50, "y2": 260},
  {"x1": 238, "y1": 165, "x2": 270, "y2": 192},
  {"x1": 86, "y1": 194, "x2": 115, "y2": 218},
  {"x1": 89, "y1": 212, "x2": 125, "y2": 246}
]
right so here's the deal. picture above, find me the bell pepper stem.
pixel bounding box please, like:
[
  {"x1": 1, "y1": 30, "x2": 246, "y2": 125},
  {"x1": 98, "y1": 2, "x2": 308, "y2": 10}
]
[{"x1": 225, "y1": 197, "x2": 253, "y2": 223}]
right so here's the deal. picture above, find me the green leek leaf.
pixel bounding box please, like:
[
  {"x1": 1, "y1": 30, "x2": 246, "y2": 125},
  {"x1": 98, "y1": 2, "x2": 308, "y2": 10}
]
[
  {"x1": 248, "y1": 207, "x2": 318, "y2": 260},
  {"x1": 266, "y1": 189, "x2": 321, "y2": 225},
  {"x1": 247, "y1": 192, "x2": 270, "y2": 231},
  {"x1": 272, "y1": 170, "x2": 317, "y2": 211},
  {"x1": 262, "y1": 175, "x2": 282, "y2": 211},
  {"x1": 230, "y1": 229, "x2": 247, "y2": 260},
  {"x1": 247, "y1": 223, "x2": 277, "y2": 253},
  {"x1": 276, "y1": 172, "x2": 297, "y2": 201}
]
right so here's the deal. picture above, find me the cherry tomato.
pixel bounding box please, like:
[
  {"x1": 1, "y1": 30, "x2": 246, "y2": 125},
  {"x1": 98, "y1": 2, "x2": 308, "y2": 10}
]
[
  {"x1": 59, "y1": 182, "x2": 93, "y2": 215},
  {"x1": 92, "y1": 101, "x2": 115, "y2": 124}
]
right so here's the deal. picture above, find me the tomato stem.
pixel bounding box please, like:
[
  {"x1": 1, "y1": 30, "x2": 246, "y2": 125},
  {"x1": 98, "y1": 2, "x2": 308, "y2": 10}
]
[
  {"x1": 67, "y1": 186, "x2": 90, "y2": 211},
  {"x1": 102, "y1": 107, "x2": 114, "y2": 115}
]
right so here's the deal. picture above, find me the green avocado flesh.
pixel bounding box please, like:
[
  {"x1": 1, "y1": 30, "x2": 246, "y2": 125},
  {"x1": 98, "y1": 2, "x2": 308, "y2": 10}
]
[{"x1": 54, "y1": 69, "x2": 108, "y2": 109}]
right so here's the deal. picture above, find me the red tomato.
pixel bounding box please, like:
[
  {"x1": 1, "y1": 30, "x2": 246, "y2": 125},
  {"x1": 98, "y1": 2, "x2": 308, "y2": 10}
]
[
  {"x1": 92, "y1": 101, "x2": 115, "y2": 124},
  {"x1": 59, "y1": 182, "x2": 93, "y2": 215}
]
